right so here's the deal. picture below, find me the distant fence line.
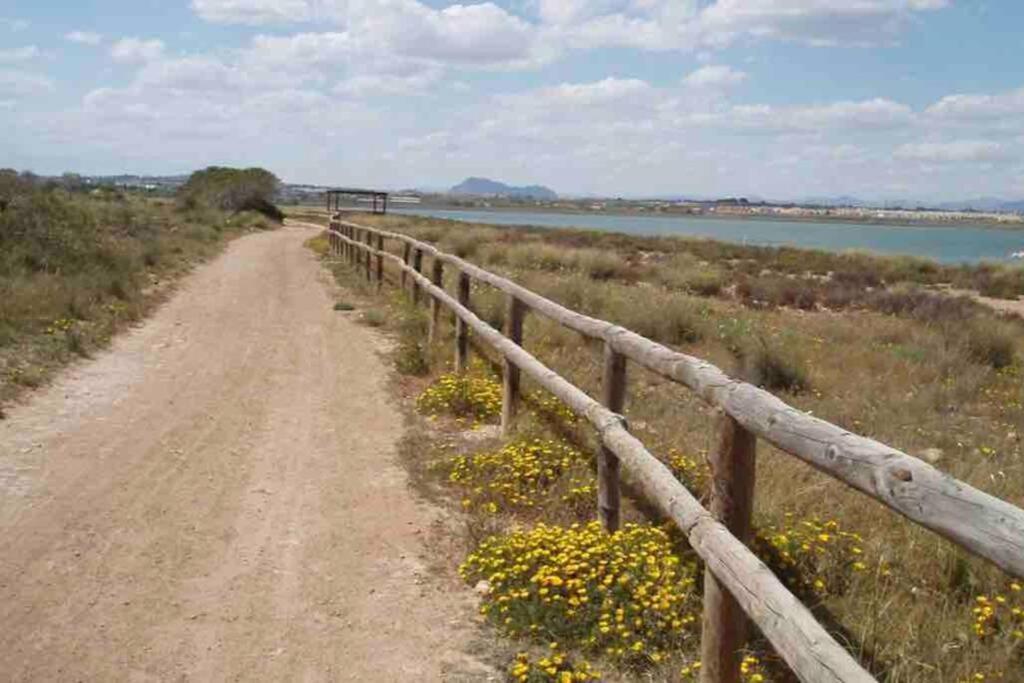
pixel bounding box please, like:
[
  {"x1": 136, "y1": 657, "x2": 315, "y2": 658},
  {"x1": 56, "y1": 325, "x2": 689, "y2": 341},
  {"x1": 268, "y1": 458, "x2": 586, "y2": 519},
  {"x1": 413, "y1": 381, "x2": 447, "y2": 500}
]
[{"x1": 326, "y1": 217, "x2": 1024, "y2": 683}]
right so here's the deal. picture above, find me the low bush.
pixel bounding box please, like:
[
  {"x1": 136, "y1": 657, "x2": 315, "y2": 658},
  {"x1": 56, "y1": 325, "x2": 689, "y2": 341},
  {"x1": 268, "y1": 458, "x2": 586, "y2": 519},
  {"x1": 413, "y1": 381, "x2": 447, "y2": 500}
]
[
  {"x1": 461, "y1": 522, "x2": 700, "y2": 669},
  {"x1": 448, "y1": 438, "x2": 590, "y2": 513},
  {"x1": 417, "y1": 371, "x2": 502, "y2": 420},
  {"x1": 753, "y1": 515, "x2": 874, "y2": 600},
  {"x1": 570, "y1": 249, "x2": 629, "y2": 281},
  {"x1": 394, "y1": 308, "x2": 430, "y2": 376},
  {"x1": 964, "y1": 321, "x2": 1017, "y2": 369},
  {"x1": 736, "y1": 337, "x2": 810, "y2": 393},
  {"x1": 605, "y1": 292, "x2": 704, "y2": 346},
  {"x1": 869, "y1": 288, "x2": 980, "y2": 323}
]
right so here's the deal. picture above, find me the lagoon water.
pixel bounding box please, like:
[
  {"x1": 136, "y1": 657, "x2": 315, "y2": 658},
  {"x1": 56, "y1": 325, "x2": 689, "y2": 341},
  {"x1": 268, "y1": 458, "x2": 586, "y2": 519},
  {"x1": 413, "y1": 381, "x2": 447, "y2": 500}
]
[{"x1": 394, "y1": 207, "x2": 1024, "y2": 264}]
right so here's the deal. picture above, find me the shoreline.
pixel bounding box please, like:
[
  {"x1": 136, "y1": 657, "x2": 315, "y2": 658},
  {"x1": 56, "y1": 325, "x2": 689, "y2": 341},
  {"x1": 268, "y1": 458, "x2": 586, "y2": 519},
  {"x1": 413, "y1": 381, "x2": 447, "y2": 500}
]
[{"x1": 399, "y1": 203, "x2": 1024, "y2": 232}]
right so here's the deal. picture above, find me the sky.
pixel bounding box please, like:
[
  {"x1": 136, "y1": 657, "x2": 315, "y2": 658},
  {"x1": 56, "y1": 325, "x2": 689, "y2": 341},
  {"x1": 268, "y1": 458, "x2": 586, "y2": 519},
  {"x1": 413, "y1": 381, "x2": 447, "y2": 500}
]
[{"x1": 2, "y1": 1, "x2": 1023, "y2": 201}]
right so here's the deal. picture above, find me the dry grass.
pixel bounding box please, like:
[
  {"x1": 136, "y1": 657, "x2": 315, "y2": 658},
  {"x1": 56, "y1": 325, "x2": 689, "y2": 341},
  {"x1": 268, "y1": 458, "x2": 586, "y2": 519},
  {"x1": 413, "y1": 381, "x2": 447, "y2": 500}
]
[
  {"x1": 314, "y1": 211, "x2": 1024, "y2": 682},
  {"x1": 1, "y1": 192, "x2": 275, "y2": 409}
]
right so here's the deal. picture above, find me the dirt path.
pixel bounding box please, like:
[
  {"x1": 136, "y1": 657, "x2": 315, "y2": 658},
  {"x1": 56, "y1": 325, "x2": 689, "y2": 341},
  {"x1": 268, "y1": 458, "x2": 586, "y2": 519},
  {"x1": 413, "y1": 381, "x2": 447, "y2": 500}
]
[{"x1": 0, "y1": 224, "x2": 484, "y2": 681}]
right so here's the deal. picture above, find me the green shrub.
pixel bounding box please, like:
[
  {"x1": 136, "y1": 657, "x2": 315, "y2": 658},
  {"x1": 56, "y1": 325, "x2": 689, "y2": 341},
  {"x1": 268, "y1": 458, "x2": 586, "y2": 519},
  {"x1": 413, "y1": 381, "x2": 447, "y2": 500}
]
[
  {"x1": 571, "y1": 248, "x2": 629, "y2": 281},
  {"x1": 394, "y1": 307, "x2": 430, "y2": 375},
  {"x1": 360, "y1": 309, "x2": 387, "y2": 327},
  {"x1": 177, "y1": 166, "x2": 279, "y2": 213},
  {"x1": 606, "y1": 292, "x2": 704, "y2": 345},
  {"x1": 964, "y1": 322, "x2": 1017, "y2": 369},
  {"x1": 737, "y1": 337, "x2": 810, "y2": 393}
]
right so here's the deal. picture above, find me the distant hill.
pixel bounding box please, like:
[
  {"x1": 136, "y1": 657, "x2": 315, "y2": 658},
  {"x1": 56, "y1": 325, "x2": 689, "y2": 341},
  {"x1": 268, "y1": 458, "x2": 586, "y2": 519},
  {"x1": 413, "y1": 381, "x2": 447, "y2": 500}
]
[
  {"x1": 450, "y1": 177, "x2": 557, "y2": 200},
  {"x1": 799, "y1": 195, "x2": 1024, "y2": 213},
  {"x1": 935, "y1": 197, "x2": 1024, "y2": 212}
]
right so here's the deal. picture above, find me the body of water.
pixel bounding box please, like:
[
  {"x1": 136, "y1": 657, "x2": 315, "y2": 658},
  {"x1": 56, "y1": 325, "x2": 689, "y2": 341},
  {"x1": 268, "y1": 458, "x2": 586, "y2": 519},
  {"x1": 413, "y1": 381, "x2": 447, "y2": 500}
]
[{"x1": 393, "y1": 207, "x2": 1024, "y2": 264}]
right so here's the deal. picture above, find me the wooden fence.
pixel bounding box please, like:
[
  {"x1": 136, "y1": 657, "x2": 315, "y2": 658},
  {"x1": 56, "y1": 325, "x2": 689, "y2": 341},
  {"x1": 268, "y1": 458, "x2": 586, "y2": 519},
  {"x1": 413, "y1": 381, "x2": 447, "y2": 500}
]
[{"x1": 326, "y1": 218, "x2": 1024, "y2": 683}]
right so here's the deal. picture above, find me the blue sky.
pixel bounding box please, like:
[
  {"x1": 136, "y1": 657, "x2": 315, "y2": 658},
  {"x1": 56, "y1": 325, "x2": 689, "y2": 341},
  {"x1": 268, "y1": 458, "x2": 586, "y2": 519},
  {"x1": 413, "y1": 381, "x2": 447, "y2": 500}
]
[{"x1": 2, "y1": 1, "x2": 1023, "y2": 200}]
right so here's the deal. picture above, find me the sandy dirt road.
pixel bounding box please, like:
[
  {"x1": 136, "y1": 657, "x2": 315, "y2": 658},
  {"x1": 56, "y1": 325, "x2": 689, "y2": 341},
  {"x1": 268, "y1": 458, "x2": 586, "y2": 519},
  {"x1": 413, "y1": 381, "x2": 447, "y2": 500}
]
[{"x1": 0, "y1": 224, "x2": 483, "y2": 681}]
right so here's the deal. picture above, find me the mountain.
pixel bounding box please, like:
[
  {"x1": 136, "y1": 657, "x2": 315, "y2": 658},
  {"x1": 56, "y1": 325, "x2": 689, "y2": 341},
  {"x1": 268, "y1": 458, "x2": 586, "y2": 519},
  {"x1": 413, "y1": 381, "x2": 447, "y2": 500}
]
[{"x1": 449, "y1": 177, "x2": 558, "y2": 200}]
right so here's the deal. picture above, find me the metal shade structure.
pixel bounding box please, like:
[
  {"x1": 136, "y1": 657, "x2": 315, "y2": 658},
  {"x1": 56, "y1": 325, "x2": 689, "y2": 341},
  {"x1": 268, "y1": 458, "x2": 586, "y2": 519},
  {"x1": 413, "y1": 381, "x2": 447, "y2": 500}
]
[{"x1": 326, "y1": 188, "x2": 389, "y2": 215}]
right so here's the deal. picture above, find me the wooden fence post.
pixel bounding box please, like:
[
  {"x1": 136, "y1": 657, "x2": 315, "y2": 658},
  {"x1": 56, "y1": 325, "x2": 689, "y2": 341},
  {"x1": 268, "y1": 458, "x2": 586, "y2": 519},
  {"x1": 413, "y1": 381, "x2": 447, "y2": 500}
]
[
  {"x1": 455, "y1": 272, "x2": 471, "y2": 372},
  {"x1": 412, "y1": 249, "x2": 424, "y2": 305},
  {"x1": 376, "y1": 234, "x2": 384, "y2": 289},
  {"x1": 501, "y1": 297, "x2": 526, "y2": 436},
  {"x1": 701, "y1": 412, "x2": 757, "y2": 683},
  {"x1": 599, "y1": 343, "x2": 626, "y2": 532},
  {"x1": 401, "y1": 243, "x2": 411, "y2": 292},
  {"x1": 364, "y1": 231, "x2": 373, "y2": 281},
  {"x1": 429, "y1": 259, "x2": 444, "y2": 345}
]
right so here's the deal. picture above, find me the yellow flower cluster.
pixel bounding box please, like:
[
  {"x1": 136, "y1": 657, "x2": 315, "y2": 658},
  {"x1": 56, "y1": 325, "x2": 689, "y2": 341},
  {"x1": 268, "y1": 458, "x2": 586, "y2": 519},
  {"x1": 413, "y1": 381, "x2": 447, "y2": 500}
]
[
  {"x1": 972, "y1": 583, "x2": 1024, "y2": 640},
  {"x1": 45, "y1": 318, "x2": 75, "y2": 335},
  {"x1": 530, "y1": 390, "x2": 579, "y2": 427},
  {"x1": 680, "y1": 655, "x2": 769, "y2": 682},
  {"x1": 752, "y1": 514, "x2": 871, "y2": 599},
  {"x1": 560, "y1": 476, "x2": 598, "y2": 517},
  {"x1": 448, "y1": 438, "x2": 589, "y2": 512},
  {"x1": 460, "y1": 522, "x2": 700, "y2": 668},
  {"x1": 417, "y1": 372, "x2": 503, "y2": 421},
  {"x1": 667, "y1": 449, "x2": 708, "y2": 495},
  {"x1": 508, "y1": 647, "x2": 600, "y2": 682}
]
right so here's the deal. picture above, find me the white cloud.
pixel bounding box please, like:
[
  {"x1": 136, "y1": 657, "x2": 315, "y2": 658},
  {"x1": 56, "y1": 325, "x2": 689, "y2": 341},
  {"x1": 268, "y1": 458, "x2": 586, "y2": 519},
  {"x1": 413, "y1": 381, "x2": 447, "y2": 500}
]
[
  {"x1": 524, "y1": 0, "x2": 950, "y2": 55},
  {"x1": 0, "y1": 46, "x2": 41, "y2": 63},
  {"x1": 334, "y1": 67, "x2": 443, "y2": 97},
  {"x1": 359, "y1": 1, "x2": 540, "y2": 67},
  {"x1": 696, "y1": 0, "x2": 949, "y2": 48},
  {"x1": 110, "y1": 38, "x2": 166, "y2": 63},
  {"x1": 532, "y1": 77, "x2": 652, "y2": 105},
  {"x1": 894, "y1": 140, "x2": 1008, "y2": 163},
  {"x1": 704, "y1": 98, "x2": 915, "y2": 132},
  {"x1": 66, "y1": 31, "x2": 103, "y2": 46},
  {"x1": 683, "y1": 64, "x2": 747, "y2": 88},
  {"x1": 135, "y1": 56, "x2": 242, "y2": 92},
  {"x1": 926, "y1": 87, "x2": 1024, "y2": 121},
  {"x1": 0, "y1": 69, "x2": 55, "y2": 97},
  {"x1": 191, "y1": 0, "x2": 313, "y2": 25}
]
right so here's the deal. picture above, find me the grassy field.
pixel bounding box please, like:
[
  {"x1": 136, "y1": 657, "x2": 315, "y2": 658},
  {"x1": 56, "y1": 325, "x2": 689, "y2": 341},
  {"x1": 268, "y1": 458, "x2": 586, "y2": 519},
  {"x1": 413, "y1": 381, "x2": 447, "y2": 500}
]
[
  {"x1": 0, "y1": 189, "x2": 277, "y2": 412},
  {"x1": 307, "y1": 210, "x2": 1024, "y2": 682}
]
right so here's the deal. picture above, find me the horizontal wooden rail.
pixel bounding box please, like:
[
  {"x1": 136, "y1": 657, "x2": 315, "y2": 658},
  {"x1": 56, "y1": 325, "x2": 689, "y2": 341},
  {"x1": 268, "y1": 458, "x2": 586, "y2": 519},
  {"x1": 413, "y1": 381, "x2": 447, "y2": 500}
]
[
  {"x1": 334, "y1": 219, "x2": 1024, "y2": 579},
  {"x1": 331, "y1": 226, "x2": 873, "y2": 683}
]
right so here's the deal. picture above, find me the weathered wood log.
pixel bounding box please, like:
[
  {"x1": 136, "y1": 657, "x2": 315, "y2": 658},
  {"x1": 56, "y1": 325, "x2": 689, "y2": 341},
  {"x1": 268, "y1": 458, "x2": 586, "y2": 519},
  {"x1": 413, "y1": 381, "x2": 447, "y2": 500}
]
[
  {"x1": 401, "y1": 243, "x2": 411, "y2": 291},
  {"x1": 502, "y1": 296, "x2": 526, "y2": 436},
  {"x1": 376, "y1": 234, "x2": 384, "y2": 289},
  {"x1": 429, "y1": 259, "x2": 444, "y2": 345},
  {"x1": 333, "y1": 221, "x2": 1024, "y2": 579},
  {"x1": 412, "y1": 249, "x2": 423, "y2": 305},
  {"x1": 456, "y1": 271, "x2": 470, "y2": 372},
  {"x1": 701, "y1": 412, "x2": 757, "y2": 683},
  {"x1": 329, "y1": 229, "x2": 874, "y2": 682},
  {"x1": 364, "y1": 231, "x2": 373, "y2": 281},
  {"x1": 600, "y1": 343, "x2": 626, "y2": 532}
]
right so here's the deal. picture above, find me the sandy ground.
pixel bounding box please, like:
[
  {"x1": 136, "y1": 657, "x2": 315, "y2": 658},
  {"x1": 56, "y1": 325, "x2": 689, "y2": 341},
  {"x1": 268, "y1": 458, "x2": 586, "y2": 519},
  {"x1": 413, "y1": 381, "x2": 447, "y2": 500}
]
[{"x1": 0, "y1": 224, "x2": 486, "y2": 681}]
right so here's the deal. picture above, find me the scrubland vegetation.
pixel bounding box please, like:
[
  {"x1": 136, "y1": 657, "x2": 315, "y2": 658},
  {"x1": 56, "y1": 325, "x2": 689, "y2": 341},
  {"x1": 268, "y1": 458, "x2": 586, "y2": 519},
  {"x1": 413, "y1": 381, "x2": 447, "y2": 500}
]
[
  {"x1": 0, "y1": 168, "x2": 280, "y2": 410},
  {"x1": 309, "y1": 212, "x2": 1024, "y2": 682}
]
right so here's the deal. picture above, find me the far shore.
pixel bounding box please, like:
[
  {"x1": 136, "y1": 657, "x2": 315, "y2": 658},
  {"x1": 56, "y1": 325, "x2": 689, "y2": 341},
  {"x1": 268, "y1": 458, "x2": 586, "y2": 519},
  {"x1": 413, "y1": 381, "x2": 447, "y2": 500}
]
[{"x1": 396, "y1": 202, "x2": 1024, "y2": 232}]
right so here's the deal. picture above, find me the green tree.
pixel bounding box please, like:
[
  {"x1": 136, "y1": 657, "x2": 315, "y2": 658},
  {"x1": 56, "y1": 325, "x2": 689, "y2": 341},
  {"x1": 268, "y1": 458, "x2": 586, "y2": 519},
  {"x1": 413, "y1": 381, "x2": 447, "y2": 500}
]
[{"x1": 178, "y1": 167, "x2": 280, "y2": 215}]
